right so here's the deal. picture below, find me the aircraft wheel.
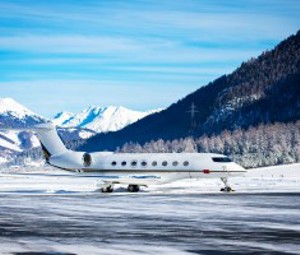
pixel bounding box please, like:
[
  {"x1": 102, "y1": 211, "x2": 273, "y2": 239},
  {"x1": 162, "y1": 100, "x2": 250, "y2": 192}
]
[
  {"x1": 127, "y1": 184, "x2": 140, "y2": 192},
  {"x1": 220, "y1": 177, "x2": 234, "y2": 192},
  {"x1": 101, "y1": 186, "x2": 114, "y2": 193},
  {"x1": 220, "y1": 187, "x2": 234, "y2": 192}
]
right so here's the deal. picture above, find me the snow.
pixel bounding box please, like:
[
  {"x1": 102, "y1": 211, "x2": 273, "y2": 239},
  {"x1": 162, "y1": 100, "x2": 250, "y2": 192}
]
[
  {"x1": 0, "y1": 157, "x2": 8, "y2": 164},
  {"x1": 52, "y1": 111, "x2": 74, "y2": 126},
  {"x1": 246, "y1": 163, "x2": 300, "y2": 178},
  {"x1": 53, "y1": 105, "x2": 161, "y2": 133},
  {"x1": 0, "y1": 163, "x2": 299, "y2": 254},
  {"x1": 0, "y1": 97, "x2": 41, "y2": 119},
  {"x1": 0, "y1": 97, "x2": 44, "y2": 163},
  {"x1": 0, "y1": 130, "x2": 41, "y2": 166},
  {"x1": 30, "y1": 132, "x2": 41, "y2": 147},
  {"x1": 0, "y1": 130, "x2": 22, "y2": 152},
  {"x1": 0, "y1": 99, "x2": 162, "y2": 166},
  {"x1": 0, "y1": 130, "x2": 40, "y2": 153},
  {"x1": 0, "y1": 163, "x2": 299, "y2": 194}
]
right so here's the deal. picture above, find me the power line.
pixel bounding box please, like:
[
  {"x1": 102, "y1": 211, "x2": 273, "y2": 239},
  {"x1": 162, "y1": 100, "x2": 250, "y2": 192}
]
[{"x1": 186, "y1": 102, "x2": 198, "y2": 132}]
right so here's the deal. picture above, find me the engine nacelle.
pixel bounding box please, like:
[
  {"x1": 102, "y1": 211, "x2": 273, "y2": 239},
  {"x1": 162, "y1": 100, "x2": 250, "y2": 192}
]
[{"x1": 82, "y1": 153, "x2": 92, "y2": 167}]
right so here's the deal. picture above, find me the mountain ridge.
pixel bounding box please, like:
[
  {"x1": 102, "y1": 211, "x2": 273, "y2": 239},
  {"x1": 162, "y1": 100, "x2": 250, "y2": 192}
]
[
  {"x1": 0, "y1": 98, "x2": 161, "y2": 165},
  {"x1": 0, "y1": 97, "x2": 45, "y2": 128},
  {"x1": 52, "y1": 105, "x2": 161, "y2": 133},
  {"x1": 80, "y1": 30, "x2": 300, "y2": 152}
]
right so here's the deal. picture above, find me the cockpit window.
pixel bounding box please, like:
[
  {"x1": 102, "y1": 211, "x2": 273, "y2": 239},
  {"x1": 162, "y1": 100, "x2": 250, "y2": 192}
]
[{"x1": 212, "y1": 157, "x2": 232, "y2": 163}]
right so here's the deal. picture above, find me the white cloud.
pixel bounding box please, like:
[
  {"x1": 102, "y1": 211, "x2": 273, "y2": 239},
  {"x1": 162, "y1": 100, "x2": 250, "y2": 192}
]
[
  {"x1": 0, "y1": 34, "x2": 262, "y2": 65},
  {"x1": 0, "y1": 35, "x2": 143, "y2": 53},
  {"x1": 0, "y1": 0, "x2": 298, "y2": 117}
]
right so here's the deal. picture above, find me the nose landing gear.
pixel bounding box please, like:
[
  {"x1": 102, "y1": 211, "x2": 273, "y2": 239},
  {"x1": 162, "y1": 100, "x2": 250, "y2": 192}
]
[{"x1": 220, "y1": 177, "x2": 234, "y2": 192}]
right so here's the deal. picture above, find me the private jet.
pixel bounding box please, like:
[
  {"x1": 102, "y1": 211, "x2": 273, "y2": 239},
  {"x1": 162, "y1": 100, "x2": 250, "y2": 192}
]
[{"x1": 31, "y1": 123, "x2": 246, "y2": 192}]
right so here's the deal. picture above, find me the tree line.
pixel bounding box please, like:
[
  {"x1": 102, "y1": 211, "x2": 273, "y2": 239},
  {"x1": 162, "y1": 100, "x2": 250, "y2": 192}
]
[{"x1": 117, "y1": 121, "x2": 300, "y2": 168}]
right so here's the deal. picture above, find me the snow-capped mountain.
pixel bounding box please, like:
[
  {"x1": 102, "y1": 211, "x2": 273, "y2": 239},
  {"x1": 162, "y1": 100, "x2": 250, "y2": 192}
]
[
  {"x1": 0, "y1": 97, "x2": 44, "y2": 128},
  {"x1": 0, "y1": 97, "x2": 45, "y2": 166},
  {"x1": 0, "y1": 97, "x2": 161, "y2": 166},
  {"x1": 0, "y1": 97, "x2": 37, "y2": 117},
  {"x1": 53, "y1": 106, "x2": 160, "y2": 133}
]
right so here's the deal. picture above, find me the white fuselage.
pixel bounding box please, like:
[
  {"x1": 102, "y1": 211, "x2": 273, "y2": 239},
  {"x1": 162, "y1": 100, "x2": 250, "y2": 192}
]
[
  {"x1": 4, "y1": 123, "x2": 246, "y2": 190},
  {"x1": 49, "y1": 151, "x2": 246, "y2": 186}
]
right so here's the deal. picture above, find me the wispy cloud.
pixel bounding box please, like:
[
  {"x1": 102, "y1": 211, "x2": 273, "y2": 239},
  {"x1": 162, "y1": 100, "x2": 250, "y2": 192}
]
[
  {"x1": 0, "y1": 35, "x2": 143, "y2": 53},
  {"x1": 0, "y1": 34, "x2": 262, "y2": 62},
  {"x1": 0, "y1": 0, "x2": 299, "y2": 116}
]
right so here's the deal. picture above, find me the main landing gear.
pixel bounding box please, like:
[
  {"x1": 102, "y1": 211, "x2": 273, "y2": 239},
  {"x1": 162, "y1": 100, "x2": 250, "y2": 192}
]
[
  {"x1": 101, "y1": 185, "x2": 114, "y2": 193},
  {"x1": 100, "y1": 184, "x2": 140, "y2": 193},
  {"x1": 220, "y1": 177, "x2": 234, "y2": 192},
  {"x1": 127, "y1": 184, "x2": 140, "y2": 192}
]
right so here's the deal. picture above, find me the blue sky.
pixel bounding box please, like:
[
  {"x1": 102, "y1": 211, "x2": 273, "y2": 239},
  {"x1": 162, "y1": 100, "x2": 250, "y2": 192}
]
[{"x1": 0, "y1": 0, "x2": 299, "y2": 117}]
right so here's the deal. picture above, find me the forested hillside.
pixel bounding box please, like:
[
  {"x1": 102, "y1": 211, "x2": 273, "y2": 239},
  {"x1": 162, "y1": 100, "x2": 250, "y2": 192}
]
[
  {"x1": 118, "y1": 121, "x2": 300, "y2": 168},
  {"x1": 80, "y1": 30, "x2": 300, "y2": 152}
]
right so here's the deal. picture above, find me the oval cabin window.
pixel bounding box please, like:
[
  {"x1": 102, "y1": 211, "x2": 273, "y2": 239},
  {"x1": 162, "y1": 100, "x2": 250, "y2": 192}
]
[
  {"x1": 121, "y1": 161, "x2": 127, "y2": 166},
  {"x1": 162, "y1": 161, "x2": 168, "y2": 166},
  {"x1": 111, "y1": 161, "x2": 117, "y2": 166},
  {"x1": 131, "y1": 161, "x2": 137, "y2": 167},
  {"x1": 152, "y1": 161, "x2": 157, "y2": 166},
  {"x1": 183, "y1": 161, "x2": 189, "y2": 166},
  {"x1": 172, "y1": 161, "x2": 178, "y2": 166},
  {"x1": 141, "y1": 161, "x2": 147, "y2": 167}
]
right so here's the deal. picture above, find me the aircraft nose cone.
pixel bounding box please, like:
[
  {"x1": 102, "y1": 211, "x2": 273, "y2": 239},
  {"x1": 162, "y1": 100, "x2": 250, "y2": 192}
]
[
  {"x1": 234, "y1": 163, "x2": 247, "y2": 172},
  {"x1": 224, "y1": 163, "x2": 246, "y2": 173}
]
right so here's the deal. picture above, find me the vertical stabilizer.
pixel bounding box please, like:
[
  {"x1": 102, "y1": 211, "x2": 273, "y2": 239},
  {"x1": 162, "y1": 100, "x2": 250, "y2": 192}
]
[{"x1": 34, "y1": 123, "x2": 68, "y2": 158}]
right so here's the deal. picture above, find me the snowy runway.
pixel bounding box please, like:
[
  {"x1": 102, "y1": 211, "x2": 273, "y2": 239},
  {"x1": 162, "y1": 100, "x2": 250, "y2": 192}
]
[{"x1": 0, "y1": 164, "x2": 300, "y2": 255}]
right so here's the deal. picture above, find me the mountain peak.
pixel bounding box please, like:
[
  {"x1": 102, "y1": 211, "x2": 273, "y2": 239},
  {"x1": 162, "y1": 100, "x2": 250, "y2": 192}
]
[
  {"x1": 52, "y1": 111, "x2": 75, "y2": 126},
  {"x1": 53, "y1": 105, "x2": 160, "y2": 133},
  {"x1": 0, "y1": 97, "x2": 40, "y2": 118},
  {"x1": 0, "y1": 97, "x2": 44, "y2": 128},
  {"x1": 85, "y1": 105, "x2": 126, "y2": 113}
]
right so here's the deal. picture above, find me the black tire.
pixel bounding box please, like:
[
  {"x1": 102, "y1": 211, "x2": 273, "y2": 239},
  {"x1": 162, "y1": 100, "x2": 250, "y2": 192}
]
[
  {"x1": 220, "y1": 187, "x2": 234, "y2": 192},
  {"x1": 101, "y1": 186, "x2": 113, "y2": 193},
  {"x1": 128, "y1": 185, "x2": 140, "y2": 192}
]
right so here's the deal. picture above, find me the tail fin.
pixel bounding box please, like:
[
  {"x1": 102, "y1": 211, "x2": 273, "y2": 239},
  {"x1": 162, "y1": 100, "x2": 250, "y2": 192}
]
[{"x1": 34, "y1": 123, "x2": 68, "y2": 160}]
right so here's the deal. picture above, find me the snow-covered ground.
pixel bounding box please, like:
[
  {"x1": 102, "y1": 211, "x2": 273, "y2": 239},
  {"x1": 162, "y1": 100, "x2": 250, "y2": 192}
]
[
  {"x1": 0, "y1": 163, "x2": 299, "y2": 255},
  {"x1": 1, "y1": 163, "x2": 299, "y2": 194}
]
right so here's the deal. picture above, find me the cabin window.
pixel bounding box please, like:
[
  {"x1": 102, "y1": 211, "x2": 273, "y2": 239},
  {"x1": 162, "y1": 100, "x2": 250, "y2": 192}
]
[
  {"x1": 172, "y1": 161, "x2": 178, "y2": 166},
  {"x1": 121, "y1": 161, "x2": 127, "y2": 166},
  {"x1": 131, "y1": 160, "x2": 137, "y2": 167},
  {"x1": 162, "y1": 161, "x2": 168, "y2": 166},
  {"x1": 141, "y1": 161, "x2": 147, "y2": 167},
  {"x1": 183, "y1": 161, "x2": 189, "y2": 166},
  {"x1": 212, "y1": 157, "x2": 232, "y2": 163},
  {"x1": 152, "y1": 161, "x2": 157, "y2": 166},
  {"x1": 111, "y1": 161, "x2": 117, "y2": 166}
]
